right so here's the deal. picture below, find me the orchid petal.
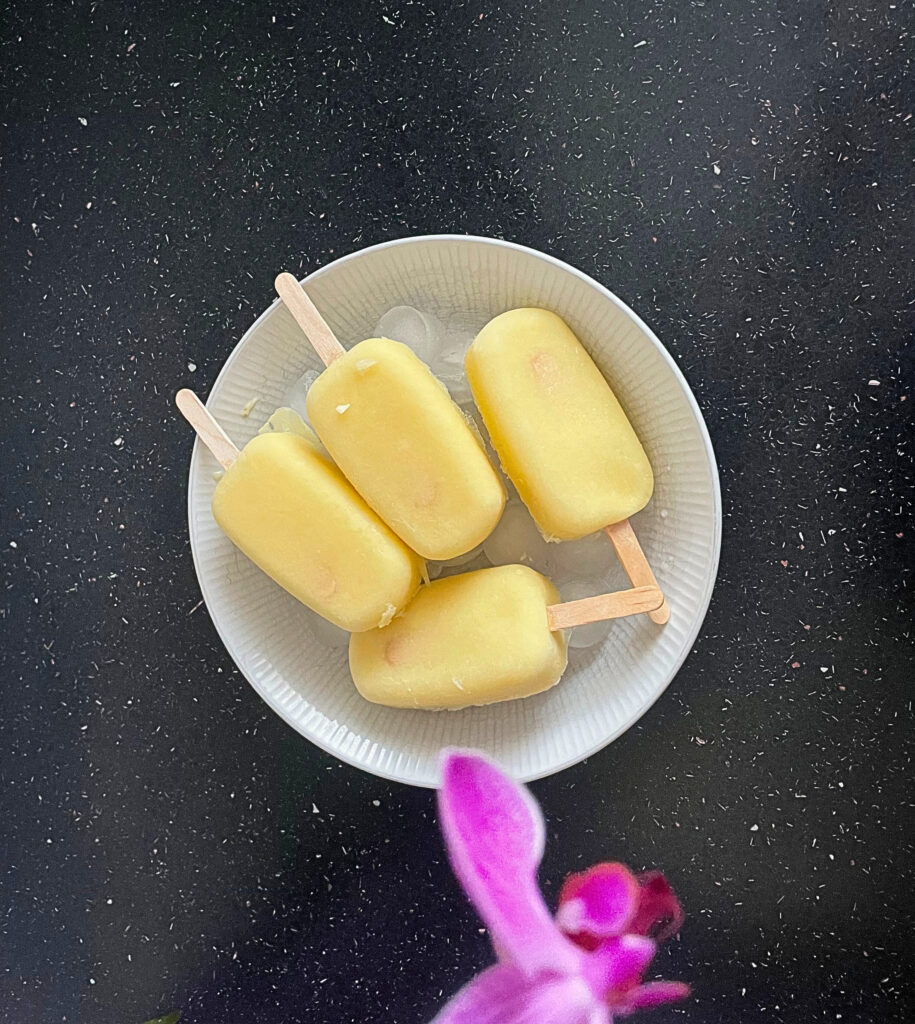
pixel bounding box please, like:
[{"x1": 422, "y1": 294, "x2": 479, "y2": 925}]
[
  {"x1": 629, "y1": 872, "x2": 684, "y2": 943},
  {"x1": 438, "y1": 751, "x2": 581, "y2": 975},
  {"x1": 431, "y1": 963, "x2": 602, "y2": 1024},
  {"x1": 582, "y1": 935, "x2": 656, "y2": 1001},
  {"x1": 622, "y1": 981, "x2": 691, "y2": 1012},
  {"x1": 556, "y1": 862, "x2": 640, "y2": 941}
]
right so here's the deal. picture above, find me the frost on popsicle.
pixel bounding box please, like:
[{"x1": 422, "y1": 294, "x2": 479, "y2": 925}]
[{"x1": 431, "y1": 751, "x2": 688, "y2": 1024}]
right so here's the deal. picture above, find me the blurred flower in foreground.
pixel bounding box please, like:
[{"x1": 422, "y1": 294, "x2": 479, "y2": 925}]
[{"x1": 432, "y1": 751, "x2": 689, "y2": 1023}]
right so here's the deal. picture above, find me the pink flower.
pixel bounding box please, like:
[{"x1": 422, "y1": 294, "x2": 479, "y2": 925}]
[{"x1": 432, "y1": 751, "x2": 690, "y2": 1024}]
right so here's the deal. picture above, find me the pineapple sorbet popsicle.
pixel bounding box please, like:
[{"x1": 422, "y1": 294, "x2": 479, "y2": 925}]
[
  {"x1": 466, "y1": 308, "x2": 654, "y2": 540},
  {"x1": 306, "y1": 337, "x2": 505, "y2": 561},
  {"x1": 349, "y1": 565, "x2": 568, "y2": 710},
  {"x1": 212, "y1": 430, "x2": 424, "y2": 632}
]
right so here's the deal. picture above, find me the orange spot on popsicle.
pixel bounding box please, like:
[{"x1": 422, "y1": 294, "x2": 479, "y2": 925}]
[
  {"x1": 530, "y1": 351, "x2": 560, "y2": 390},
  {"x1": 384, "y1": 632, "x2": 417, "y2": 667},
  {"x1": 413, "y1": 477, "x2": 438, "y2": 510},
  {"x1": 312, "y1": 564, "x2": 338, "y2": 598}
]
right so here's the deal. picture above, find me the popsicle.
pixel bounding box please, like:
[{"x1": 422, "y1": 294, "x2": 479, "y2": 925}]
[
  {"x1": 274, "y1": 273, "x2": 505, "y2": 561},
  {"x1": 349, "y1": 564, "x2": 664, "y2": 710},
  {"x1": 466, "y1": 308, "x2": 669, "y2": 624},
  {"x1": 175, "y1": 390, "x2": 424, "y2": 632}
]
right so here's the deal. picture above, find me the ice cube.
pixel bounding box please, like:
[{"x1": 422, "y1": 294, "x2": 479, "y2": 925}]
[
  {"x1": 282, "y1": 367, "x2": 321, "y2": 420},
  {"x1": 483, "y1": 502, "x2": 552, "y2": 574},
  {"x1": 305, "y1": 608, "x2": 350, "y2": 649},
  {"x1": 435, "y1": 542, "x2": 485, "y2": 571},
  {"x1": 556, "y1": 577, "x2": 614, "y2": 649},
  {"x1": 431, "y1": 330, "x2": 475, "y2": 404},
  {"x1": 452, "y1": 550, "x2": 492, "y2": 575},
  {"x1": 458, "y1": 399, "x2": 502, "y2": 472},
  {"x1": 374, "y1": 306, "x2": 444, "y2": 365},
  {"x1": 545, "y1": 530, "x2": 615, "y2": 580},
  {"x1": 438, "y1": 370, "x2": 473, "y2": 405},
  {"x1": 257, "y1": 406, "x2": 320, "y2": 444}
]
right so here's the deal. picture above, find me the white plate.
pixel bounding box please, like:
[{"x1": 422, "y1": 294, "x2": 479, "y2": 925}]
[{"x1": 187, "y1": 235, "x2": 721, "y2": 787}]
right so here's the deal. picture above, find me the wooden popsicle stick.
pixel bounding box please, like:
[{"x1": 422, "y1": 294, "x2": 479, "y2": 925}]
[
  {"x1": 274, "y1": 272, "x2": 346, "y2": 367},
  {"x1": 175, "y1": 389, "x2": 239, "y2": 469},
  {"x1": 605, "y1": 519, "x2": 670, "y2": 625},
  {"x1": 546, "y1": 584, "x2": 663, "y2": 631}
]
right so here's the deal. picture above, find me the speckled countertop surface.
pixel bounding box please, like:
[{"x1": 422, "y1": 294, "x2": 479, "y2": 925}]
[{"x1": 1, "y1": 2, "x2": 912, "y2": 1022}]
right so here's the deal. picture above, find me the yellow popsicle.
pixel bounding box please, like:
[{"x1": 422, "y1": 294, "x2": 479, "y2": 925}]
[
  {"x1": 349, "y1": 565, "x2": 568, "y2": 709},
  {"x1": 306, "y1": 337, "x2": 505, "y2": 561},
  {"x1": 212, "y1": 431, "x2": 424, "y2": 632},
  {"x1": 466, "y1": 308, "x2": 654, "y2": 540}
]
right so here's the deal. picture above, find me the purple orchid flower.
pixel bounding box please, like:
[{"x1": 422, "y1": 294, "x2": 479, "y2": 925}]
[{"x1": 432, "y1": 751, "x2": 690, "y2": 1024}]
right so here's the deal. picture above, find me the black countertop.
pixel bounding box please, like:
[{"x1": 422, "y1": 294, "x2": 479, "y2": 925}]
[{"x1": 2, "y1": 2, "x2": 912, "y2": 1022}]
